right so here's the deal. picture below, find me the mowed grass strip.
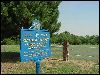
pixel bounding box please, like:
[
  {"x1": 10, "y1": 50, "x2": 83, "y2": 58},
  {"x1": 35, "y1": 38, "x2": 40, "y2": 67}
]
[
  {"x1": 1, "y1": 58, "x2": 98, "y2": 74},
  {"x1": 1, "y1": 45, "x2": 99, "y2": 74}
]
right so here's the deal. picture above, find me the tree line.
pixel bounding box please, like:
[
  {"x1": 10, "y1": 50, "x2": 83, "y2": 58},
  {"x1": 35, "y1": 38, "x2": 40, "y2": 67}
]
[
  {"x1": 1, "y1": 1, "x2": 99, "y2": 45},
  {"x1": 51, "y1": 31, "x2": 99, "y2": 45}
]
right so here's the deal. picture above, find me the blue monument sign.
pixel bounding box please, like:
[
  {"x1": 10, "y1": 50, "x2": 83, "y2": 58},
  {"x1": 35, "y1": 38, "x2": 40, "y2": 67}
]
[
  {"x1": 20, "y1": 29, "x2": 51, "y2": 62},
  {"x1": 20, "y1": 19, "x2": 51, "y2": 74}
]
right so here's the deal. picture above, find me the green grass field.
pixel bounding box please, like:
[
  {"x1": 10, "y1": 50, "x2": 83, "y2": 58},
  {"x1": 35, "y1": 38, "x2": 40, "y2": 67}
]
[{"x1": 1, "y1": 45, "x2": 99, "y2": 74}]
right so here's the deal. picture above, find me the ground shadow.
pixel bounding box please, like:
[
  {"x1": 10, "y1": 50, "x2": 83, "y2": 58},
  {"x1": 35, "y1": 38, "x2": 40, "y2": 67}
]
[{"x1": 1, "y1": 52, "x2": 20, "y2": 63}]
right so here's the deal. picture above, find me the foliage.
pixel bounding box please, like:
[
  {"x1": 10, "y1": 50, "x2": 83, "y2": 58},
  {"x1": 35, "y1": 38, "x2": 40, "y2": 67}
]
[
  {"x1": 1, "y1": 38, "x2": 16, "y2": 45},
  {"x1": 1, "y1": 1, "x2": 61, "y2": 40},
  {"x1": 51, "y1": 31, "x2": 99, "y2": 45},
  {"x1": 50, "y1": 33, "x2": 59, "y2": 44},
  {"x1": 1, "y1": 36, "x2": 20, "y2": 45}
]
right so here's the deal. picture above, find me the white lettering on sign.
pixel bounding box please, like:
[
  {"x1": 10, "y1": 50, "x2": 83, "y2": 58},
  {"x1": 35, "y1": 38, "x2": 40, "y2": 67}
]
[{"x1": 20, "y1": 29, "x2": 51, "y2": 62}]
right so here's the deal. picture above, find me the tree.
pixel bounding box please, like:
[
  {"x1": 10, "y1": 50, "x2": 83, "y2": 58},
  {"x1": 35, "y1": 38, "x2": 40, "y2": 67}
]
[
  {"x1": 57, "y1": 31, "x2": 71, "y2": 44},
  {"x1": 50, "y1": 30, "x2": 99, "y2": 45},
  {"x1": 50, "y1": 33, "x2": 59, "y2": 44},
  {"x1": 85, "y1": 35, "x2": 90, "y2": 44},
  {"x1": 96, "y1": 35, "x2": 99, "y2": 45},
  {"x1": 89, "y1": 35, "x2": 99, "y2": 45},
  {"x1": 78, "y1": 36, "x2": 86, "y2": 44},
  {"x1": 1, "y1": 1, "x2": 61, "y2": 40}
]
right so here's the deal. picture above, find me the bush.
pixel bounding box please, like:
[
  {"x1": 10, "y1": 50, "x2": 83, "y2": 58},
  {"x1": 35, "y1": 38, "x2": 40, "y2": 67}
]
[{"x1": 1, "y1": 36, "x2": 20, "y2": 45}]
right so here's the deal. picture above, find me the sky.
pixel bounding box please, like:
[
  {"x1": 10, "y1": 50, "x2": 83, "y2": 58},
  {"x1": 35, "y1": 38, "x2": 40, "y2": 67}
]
[{"x1": 57, "y1": 1, "x2": 99, "y2": 36}]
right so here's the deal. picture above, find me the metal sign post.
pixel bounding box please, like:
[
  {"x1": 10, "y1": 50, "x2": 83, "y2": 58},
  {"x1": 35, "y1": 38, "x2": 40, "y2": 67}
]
[
  {"x1": 36, "y1": 61, "x2": 40, "y2": 74},
  {"x1": 20, "y1": 19, "x2": 51, "y2": 74}
]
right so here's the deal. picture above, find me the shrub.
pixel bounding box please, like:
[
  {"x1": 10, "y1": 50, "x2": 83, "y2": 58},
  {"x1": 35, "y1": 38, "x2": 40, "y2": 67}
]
[
  {"x1": 1, "y1": 38, "x2": 16, "y2": 45},
  {"x1": 1, "y1": 36, "x2": 20, "y2": 45}
]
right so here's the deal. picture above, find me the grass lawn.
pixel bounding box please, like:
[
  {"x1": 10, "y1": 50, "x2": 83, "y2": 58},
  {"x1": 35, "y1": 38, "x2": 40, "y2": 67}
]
[
  {"x1": 1, "y1": 45, "x2": 99, "y2": 74},
  {"x1": 51, "y1": 45, "x2": 99, "y2": 62}
]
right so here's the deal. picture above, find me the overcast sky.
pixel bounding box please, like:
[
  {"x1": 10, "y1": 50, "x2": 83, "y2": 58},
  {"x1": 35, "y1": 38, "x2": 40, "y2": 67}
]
[{"x1": 57, "y1": 1, "x2": 99, "y2": 36}]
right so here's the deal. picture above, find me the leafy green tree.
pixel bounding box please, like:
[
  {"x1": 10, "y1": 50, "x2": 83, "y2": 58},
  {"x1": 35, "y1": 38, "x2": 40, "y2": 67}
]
[
  {"x1": 50, "y1": 33, "x2": 59, "y2": 44},
  {"x1": 96, "y1": 35, "x2": 99, "y2": 45},
  {"x1": 78, "y1": 36, "x2": 85, "y2": 44},
  {"x1": 89, "y1": 35, "x2": 99, "y2": 45},
  {"x1": 85, "y1": 35, "x2": 90, "y2": 44},
  {"x1": 1, "y1": 1, "x2": 61, "y2": 40},
  {"x1": 51, "y1": 30, "x2": 99, "y2": 45}
]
